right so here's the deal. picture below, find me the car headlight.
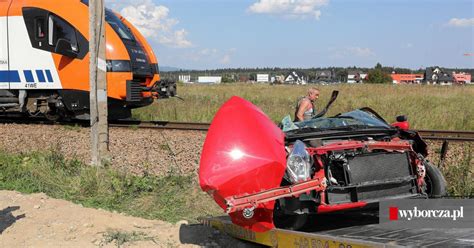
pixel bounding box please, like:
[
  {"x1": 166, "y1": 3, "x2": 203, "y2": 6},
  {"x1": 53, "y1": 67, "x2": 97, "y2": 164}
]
[{"x1": 285, "y1": 140, "x2": 311, "y2": 183}]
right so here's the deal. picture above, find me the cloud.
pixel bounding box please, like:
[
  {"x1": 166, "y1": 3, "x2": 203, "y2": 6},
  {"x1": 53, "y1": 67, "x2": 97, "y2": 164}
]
[
  {"x1": 185, "y1": 48, "x2": 236, "y2": 65},
  {"x1": 199, "y1": 48, "x2": 218, "y2": 56},
  {"x1": 248, "y1": 0, "x2": 328, "y2": 19},
  {"x1": 158, "y1": 29, "x2": 192, "y2": 48},
  {"x1": 447, "y1": 18, "x2": 474, "y2": 27},
  {"x1": 329, "y1": 47, "x2": 375, "y2": 59},
  {"x1": 346, "y1": 47, "x2": 375, "y2": 57},
  {"x1": 107, "y1": 0, "x2": 192, "y2": 48},
  {"x1": 220, "y1": 54, "x2": 231, "y2": 64},
  {"x1": 220, "y1": 48, "x2": 237, "y2": 65}
]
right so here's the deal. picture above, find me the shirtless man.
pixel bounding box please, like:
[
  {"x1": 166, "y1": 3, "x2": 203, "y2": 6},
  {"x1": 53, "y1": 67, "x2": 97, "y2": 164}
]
[{"x1": 294, "y1": 88, "x2": 319, "y2": 121}]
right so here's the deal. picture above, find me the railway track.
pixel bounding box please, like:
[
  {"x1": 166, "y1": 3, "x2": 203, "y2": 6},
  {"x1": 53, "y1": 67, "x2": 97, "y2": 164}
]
[
  {"x1": 0, "y1": 116, "x2": 473, "y2": 141},
  {"x1": 110, "y1": 120, "x2": 474, "y2": 142},
  {"x1": 416, "y1": 130, "x2": 474, "y2": 142},
  {"x1": 109, "y1": 120, "x2": 210, "y2": 131}
]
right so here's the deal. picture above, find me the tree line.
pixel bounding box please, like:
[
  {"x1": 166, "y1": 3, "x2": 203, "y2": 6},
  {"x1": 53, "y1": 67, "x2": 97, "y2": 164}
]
[{"x1": 161, "y1": 64, "x2": 474, "y2": 84}]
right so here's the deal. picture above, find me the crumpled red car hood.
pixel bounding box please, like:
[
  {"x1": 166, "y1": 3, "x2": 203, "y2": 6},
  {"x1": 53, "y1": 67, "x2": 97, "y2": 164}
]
[{"x1": 199, "y1": 96, "x2": 286, "y2": 232}]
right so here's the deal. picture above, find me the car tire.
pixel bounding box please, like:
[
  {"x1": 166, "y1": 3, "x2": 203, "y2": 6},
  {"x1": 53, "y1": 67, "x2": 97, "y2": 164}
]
[{"x1": 424, "y1": 162, "x2": 447, "y2": 198}]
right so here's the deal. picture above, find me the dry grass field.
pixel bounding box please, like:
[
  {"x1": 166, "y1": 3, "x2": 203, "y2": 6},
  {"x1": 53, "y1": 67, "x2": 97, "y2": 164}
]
[{"x1": 134, "y1": 83, "x2": 474, "y2": 131}]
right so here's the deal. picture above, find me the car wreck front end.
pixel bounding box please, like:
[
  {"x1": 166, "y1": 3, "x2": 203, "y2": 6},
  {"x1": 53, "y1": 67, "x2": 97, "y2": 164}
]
[{"x1": 199, "y1": 96, "x2": 440, "y2": 232}]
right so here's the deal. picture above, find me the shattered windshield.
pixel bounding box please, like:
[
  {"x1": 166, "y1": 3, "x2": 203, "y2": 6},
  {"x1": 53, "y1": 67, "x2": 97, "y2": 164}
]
[{"x1": 282, "y1": 109, "x2": 390, "y2": 132}]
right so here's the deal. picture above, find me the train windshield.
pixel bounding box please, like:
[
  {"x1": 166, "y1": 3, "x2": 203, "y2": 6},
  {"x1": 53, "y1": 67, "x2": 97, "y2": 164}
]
[{"x1": 105, "y1": 9, "x2": 135, "y2": 41}]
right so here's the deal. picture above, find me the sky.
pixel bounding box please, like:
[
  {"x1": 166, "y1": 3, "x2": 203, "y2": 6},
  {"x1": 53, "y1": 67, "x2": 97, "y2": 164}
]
[{"x1": 106, "y1": 0, "x2": 474, "y2": 70}]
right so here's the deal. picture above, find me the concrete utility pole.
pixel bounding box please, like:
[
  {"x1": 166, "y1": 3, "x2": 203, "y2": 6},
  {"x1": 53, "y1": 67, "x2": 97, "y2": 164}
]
[{"x1": 89, "y1": 0, "x2": 109, "y2": 166}]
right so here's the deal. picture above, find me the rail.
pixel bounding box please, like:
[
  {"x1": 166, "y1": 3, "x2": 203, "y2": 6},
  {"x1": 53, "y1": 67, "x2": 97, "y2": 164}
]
[
  {"x1": 109, "y1": 120, "x2": 210, "y2": 131},
  {"x1": 0, "y1": 116, "x2": 472, "y2": 141},
  {"x1": 415, "y1": 130, "x2": 474, "y2": 141},
  {"x1": 111, "y1": 120, "x2": 474, "y2": 142}
]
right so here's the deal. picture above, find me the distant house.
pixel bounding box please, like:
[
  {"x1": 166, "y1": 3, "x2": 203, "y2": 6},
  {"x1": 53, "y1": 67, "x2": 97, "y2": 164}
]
[
  {"x1": 178, "y1": 75, "x2": 191, "y2": 83},
  {"x1": 424, "y1": 67, "x2": 454, "y2": 85},
  {"x1": 314, "y1": 70, "x2": 336, "y2": 83},
  {"x1": 198, "y1": 76, "x2": 221, "y2": 84},
  {"x1": 239, "y1": 75, "x2": 249, "y2": 82},
  {"x1": 285, "y1": 71, "x2": 307, "y2": 85},
  {"x1": 347, "y1": 71, "x2": 366, "y2": 83},
  {"x1": 256, "y1": 74, "x2": 269, "y2": 83},
  {"x1": 272, "y1": 75, "x2": 285, "y2": 84},
  {"x1": 452, "y1": 72, "x2": 472, "y2": 85},
  {"x1": 391, "y1": 73, "x2": 424, "y2": 84}
]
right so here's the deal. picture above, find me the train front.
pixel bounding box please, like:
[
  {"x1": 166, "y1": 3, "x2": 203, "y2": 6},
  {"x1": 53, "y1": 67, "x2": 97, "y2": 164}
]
[{"x1": 105, "y1": 8, "x2": 176, "y2": 114}]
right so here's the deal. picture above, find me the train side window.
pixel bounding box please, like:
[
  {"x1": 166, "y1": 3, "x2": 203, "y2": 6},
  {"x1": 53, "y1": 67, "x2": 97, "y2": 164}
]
[
  {"x1": 34, "y1": 18, "x2": 45, "y2": 39},
  {"x1": 48, "y1": 15, "x2": 78, "y2": 52},
  {"x1": 23, "y1": 7, "x2": 88, "y2": 59}
]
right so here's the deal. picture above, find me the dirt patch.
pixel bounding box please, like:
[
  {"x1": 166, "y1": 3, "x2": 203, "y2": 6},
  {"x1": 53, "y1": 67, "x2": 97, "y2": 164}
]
[{"x1": 0, "y1": 190, "x2": 256, "y2": 247}]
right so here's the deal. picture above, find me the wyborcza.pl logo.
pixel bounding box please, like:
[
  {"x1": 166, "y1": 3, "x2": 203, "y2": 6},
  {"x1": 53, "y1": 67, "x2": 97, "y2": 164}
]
[
  {"x1": 389, "y1": 206, "x2": 464, "y2": 221},
  {"x1": 379, "y1": 199, "x2": 473, "y2": 228}
]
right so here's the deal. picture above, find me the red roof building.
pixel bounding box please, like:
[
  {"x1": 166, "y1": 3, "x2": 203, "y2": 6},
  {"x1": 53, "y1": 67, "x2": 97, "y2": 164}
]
[
  {"x1": 391, "y1": 74, "x2": 424, "y2": 84},
  {"x1": 452, "y1": 73, "x2": 472, "y2": 84}
]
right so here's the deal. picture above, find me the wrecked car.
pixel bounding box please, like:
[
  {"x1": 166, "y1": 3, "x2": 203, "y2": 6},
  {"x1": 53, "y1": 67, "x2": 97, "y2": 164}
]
[{"x1": 199, "y1": 92, "x2": 446, "y2": 232}]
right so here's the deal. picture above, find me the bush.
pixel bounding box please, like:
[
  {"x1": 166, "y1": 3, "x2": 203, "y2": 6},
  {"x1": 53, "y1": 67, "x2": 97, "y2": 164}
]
[{"x1": 366, "y1": 69, "x2": 392, "y2": 84}]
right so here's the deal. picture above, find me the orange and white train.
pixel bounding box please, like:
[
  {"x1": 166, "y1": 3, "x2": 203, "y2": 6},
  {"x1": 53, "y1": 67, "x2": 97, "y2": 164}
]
[{"x1": 0, "y1": 0, "x2": 175, "y2": 120}]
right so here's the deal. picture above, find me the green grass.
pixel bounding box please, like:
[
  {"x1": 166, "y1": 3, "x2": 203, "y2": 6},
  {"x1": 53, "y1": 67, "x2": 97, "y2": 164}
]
[
  {"x1": 133, "y1": 83, "x2": 474, "y2": 130},
  {"x1": 0, "y1": 147, "x2": 471, "y2": 229},
  {"x1": 101, "y1": 229, "x2": 156, "y2": 247},
  {"x1": 440, "y1": 145, "x2": 473, "y2": 197},
  {"x1": 0, "y1": 150, "x2": 221, "y2": 223},
  {"x1": 62, "y1": 124, "x2": 82, "y2": 132}
]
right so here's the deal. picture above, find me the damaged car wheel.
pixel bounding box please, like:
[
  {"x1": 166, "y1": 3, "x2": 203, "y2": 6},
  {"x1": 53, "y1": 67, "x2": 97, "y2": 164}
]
[
  {"x1": 424, "y1": 162, "x2": 447, "y2": 198},
  {"x1": 273, "y1": 198, "x2": 308, "y2": 230}
]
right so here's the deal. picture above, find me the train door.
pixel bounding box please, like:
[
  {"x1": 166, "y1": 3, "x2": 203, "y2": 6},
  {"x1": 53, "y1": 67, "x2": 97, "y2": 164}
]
[
  {"x1": 0, "y1": 0, "x2": 10, "y2": 89},
  {"x1": 8, "y1": 6, "x2": 63, "y2": 90}
]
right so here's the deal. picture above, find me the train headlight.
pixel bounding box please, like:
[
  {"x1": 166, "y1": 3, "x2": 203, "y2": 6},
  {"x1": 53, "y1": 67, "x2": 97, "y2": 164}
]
[
  {"x1": 106, "y1": 60, "x2": 131, "y2": 72},
  {"x1": 286, "y1": 140, "x2": 311, "y2": 183}
]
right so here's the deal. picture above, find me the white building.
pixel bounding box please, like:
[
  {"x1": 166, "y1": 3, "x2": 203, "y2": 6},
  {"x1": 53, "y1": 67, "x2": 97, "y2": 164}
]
[
  {"x1": 256, "y1": 74, "x2": 269, "y2": 83},
  {"x1": 284, "y1": 71, "x2": 307, "y2": 85},
  {"x1": 347, "y1": 74, "x2": 357, "y2": 84},
  {"x1": 347, "y1": 71, "x2": 366, "y2": 84},
  {"x1": 179, "y1": 75, "x2": 191, "y2": 83},
  {"x1": 198, "y1": 76, "x2": 222, "y2": 84}
]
